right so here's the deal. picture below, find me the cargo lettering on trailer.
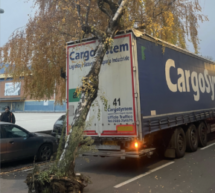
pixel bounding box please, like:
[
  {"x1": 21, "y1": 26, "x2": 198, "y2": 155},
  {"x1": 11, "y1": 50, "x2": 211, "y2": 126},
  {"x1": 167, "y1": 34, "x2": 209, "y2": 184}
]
[
  {"x1": 69, "y1": 43, "x2": 129, "y2": 61},
  {"x1": 69, "y1": 43, "x2": 130, "y2": 71},
  {"x1": 137, "y1": 37, "x2": 215, "y2": 117},
  {"x1": 165, "y1": 59, "x2": 215, "y2": 101}
]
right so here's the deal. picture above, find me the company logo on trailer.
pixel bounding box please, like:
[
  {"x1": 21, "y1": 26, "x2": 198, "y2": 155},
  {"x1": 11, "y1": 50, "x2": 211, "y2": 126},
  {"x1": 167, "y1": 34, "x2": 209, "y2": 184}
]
[
  {"x1": 69, "y1": 43, "x2": 129, "y2": 61},
  {"x1": 165, "y1": 59, "x2": 215, "y2": 101}
]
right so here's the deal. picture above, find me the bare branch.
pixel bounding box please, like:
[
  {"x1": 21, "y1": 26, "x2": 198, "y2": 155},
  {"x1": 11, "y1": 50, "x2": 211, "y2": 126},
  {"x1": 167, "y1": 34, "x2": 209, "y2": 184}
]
[
  {"x1": 154, "y1": 0, "x2": 160, "y2": 8},
  {"x1": 85, "y1": 0, "x2": 92, "y2": 25},
  {"x1": 82, "y1": 25, "x2": 104, "y2": 39},
  {"x1": 168, "y1": 0, "x2": 176, "y2": 7},
  {"x1": 53, "y1": 27, "x2": 76, "y2": 38},
  {"x1": 113, "y1": 0, "x2": 128, "y2": 21},
  {"x1": 153, "y1": 0, "x2": 161, "y2": 18},
  {"x1": 76, "y1": 3, "x2": 83, "y2": 26},
  {"x1": 98, "y1": 0, "x2": 112, "y2": 19},
  {"x1": 153, "y1": 0, "x2": 176, "y2": 18},
  {"x1": 103, "y1": 0, "x2": 119, "y2": 14}
]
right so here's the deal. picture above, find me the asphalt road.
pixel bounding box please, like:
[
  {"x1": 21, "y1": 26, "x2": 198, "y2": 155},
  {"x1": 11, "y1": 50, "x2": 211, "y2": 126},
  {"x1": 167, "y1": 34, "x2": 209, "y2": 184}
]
[
  {"x1": 78, "y1": 140, "x2": 215, "y2": 193},
  {"x1": 1, "y1": 137, "x2": 215, "y2": 193}
]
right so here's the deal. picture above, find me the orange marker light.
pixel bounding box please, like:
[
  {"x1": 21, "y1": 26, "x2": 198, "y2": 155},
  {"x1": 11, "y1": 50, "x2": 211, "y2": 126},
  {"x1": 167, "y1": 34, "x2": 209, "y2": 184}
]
[{"x1": 134, "y1": 142, "x2": 138, "y2": 148}]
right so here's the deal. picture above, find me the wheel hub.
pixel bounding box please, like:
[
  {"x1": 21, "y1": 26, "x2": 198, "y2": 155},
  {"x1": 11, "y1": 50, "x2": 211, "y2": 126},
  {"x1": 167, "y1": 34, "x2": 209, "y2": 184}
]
[
  {"x1": 178, "y1": 134, "x2": 184, "y2": 151},
  {"x1": 40, "y1": 146, "x2": 51, "y2": 160},
  {"x1": 190, "y1": 129, "x2": 197, "y2": 146}
]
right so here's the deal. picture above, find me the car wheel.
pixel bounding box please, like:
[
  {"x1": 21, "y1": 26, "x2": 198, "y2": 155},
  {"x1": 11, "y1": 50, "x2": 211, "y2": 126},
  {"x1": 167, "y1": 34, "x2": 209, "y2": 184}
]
[{"x1": 37, "y1": 144, "x2": 52, "y2": 161}]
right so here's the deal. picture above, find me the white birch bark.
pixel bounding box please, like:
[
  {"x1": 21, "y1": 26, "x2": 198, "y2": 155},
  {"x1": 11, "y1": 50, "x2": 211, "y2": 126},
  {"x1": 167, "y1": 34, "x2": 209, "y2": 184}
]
[{"x1": 58, "y1": 0, "x2": 128, "y2": 171}]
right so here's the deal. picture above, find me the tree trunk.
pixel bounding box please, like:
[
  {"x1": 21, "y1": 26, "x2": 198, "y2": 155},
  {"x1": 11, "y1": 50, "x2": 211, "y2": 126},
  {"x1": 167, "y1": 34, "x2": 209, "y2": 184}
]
[
  {"x1": 58, "y1": 42, "x2": 107, "y2": 175},
  {"x1": 58, "y1": 0, "x2": 128, "y2": 180}
]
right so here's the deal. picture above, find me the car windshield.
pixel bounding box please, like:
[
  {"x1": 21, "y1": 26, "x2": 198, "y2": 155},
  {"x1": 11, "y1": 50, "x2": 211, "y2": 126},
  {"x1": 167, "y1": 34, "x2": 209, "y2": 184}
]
[
  {"x1": 0, "y1": 125, "x2": 28, "y2": 138},
  {"x1": 55, "y1": 115, "x2": 66, "y2": 125},
  {"x1": 59, "y1": 115, "x2": 66, "y2": 121}
]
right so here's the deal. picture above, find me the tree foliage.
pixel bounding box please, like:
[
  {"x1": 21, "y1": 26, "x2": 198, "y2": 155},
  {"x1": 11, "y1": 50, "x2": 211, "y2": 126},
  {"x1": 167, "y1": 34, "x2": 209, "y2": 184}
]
[{"x1": 0, "y1": 0, "x2": 207, "y2": 103}]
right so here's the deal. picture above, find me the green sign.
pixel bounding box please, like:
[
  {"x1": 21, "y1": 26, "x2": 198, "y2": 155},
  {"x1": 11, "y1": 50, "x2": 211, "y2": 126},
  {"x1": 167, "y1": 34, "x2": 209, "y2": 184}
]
[
  {"x1": 141, "y1": 46, "x2": 146, "y2": 60},
  {"x1": 69, "y1": 89, "x2": 81, "y2": 102}
]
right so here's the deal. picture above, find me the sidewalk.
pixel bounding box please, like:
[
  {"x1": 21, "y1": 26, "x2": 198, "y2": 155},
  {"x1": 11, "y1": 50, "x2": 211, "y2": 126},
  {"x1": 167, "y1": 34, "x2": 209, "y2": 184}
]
[
  {"x1": 0, "y1": 161, "x2": 53, "y2": 193},
  {"x1": 0, "y1": 172, "x2": 28, "y2": 193}
]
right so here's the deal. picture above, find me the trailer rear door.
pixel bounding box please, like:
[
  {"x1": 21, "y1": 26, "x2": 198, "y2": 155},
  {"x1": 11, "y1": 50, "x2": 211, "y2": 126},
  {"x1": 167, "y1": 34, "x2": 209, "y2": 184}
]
[{"x1": 66, "y1": 33, "x2": 137, "y2": 137}]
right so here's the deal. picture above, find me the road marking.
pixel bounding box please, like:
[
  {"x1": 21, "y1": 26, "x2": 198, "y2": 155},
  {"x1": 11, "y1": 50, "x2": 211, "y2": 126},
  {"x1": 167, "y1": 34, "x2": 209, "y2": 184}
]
[
  {"x1": 201, "y1": 143, "x2": 215, "y2": 150},
  {"x1": 114, "y1": 162, "x2": 174, "y2": 188}
]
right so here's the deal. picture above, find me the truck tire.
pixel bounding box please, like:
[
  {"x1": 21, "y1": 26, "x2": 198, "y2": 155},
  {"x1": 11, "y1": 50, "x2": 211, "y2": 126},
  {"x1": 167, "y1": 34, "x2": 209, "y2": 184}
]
[
  {"x1": 186, "y1": 124, "x2": 198, "y2": 152},
  {"x1": 175, "y1": 128, "x2": 186, "y2": 158},
  {"x1": 197, "y1": 122, "x2": 207, "y2": 147}
]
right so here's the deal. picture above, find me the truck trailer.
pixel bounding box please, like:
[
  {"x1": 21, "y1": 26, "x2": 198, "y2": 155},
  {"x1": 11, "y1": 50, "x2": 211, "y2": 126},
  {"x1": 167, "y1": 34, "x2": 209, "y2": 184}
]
[{"x1": 66, "y1": 29, "x2": 215, "y2": 159}]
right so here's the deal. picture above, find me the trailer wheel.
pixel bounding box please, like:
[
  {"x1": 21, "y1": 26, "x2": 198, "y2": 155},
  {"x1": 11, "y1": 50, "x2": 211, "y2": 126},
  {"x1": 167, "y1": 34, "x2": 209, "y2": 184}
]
[
  {"x1": 175, "y1": 128, "x2": 186, "y2": 158},
  {"x1": 186, "y1": 124, "x2": 198, "y2": 152},
  {"x1": 197, "y1": 122, "x2": 207, "y2": 147}
]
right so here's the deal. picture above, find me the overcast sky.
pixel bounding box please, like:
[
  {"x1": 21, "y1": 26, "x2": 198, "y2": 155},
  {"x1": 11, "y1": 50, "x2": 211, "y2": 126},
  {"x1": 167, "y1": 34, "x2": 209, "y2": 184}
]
[{"x1": 0, "y1": 0, "x2": 214, "y2": 59}]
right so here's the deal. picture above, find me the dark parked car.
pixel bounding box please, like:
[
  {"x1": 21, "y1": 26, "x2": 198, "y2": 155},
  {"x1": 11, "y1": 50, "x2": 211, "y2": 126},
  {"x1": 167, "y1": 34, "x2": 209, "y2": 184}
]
[
  {"x1": 51, "y1": 114, "x2": 66, "y2": 141},
  {"x1": 0, "y1": 122, "x2": 58, "y2": 163}
]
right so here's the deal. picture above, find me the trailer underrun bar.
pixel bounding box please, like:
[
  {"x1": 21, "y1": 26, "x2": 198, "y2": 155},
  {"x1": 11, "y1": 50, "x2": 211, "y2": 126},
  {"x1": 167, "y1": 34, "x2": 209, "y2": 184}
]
[{"x1": 81, "y1": 148, "x2": 156, "y2": 159}]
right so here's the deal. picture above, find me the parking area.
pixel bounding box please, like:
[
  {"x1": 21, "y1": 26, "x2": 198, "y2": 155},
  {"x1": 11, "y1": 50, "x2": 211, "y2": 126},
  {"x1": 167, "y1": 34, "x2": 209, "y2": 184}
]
[
  {"x1": 0, "y1": 113, "x2": 65, "y2": 175},
  {"x1": 14, "y1": 113, "x2": 65, "y2": 133}
]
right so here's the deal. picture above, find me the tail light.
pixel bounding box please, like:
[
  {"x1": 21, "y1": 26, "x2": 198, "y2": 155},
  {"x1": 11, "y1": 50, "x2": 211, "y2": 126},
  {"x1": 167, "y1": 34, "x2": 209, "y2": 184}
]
[{"x1": 134, "y1": 142, "x2": 139, "y2": 148}]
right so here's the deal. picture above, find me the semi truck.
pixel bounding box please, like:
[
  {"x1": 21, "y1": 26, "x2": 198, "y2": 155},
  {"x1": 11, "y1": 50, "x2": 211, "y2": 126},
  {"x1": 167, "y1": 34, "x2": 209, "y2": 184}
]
[{"x1": 66, "y1": 29, "x2": 215, "y2": 159}]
